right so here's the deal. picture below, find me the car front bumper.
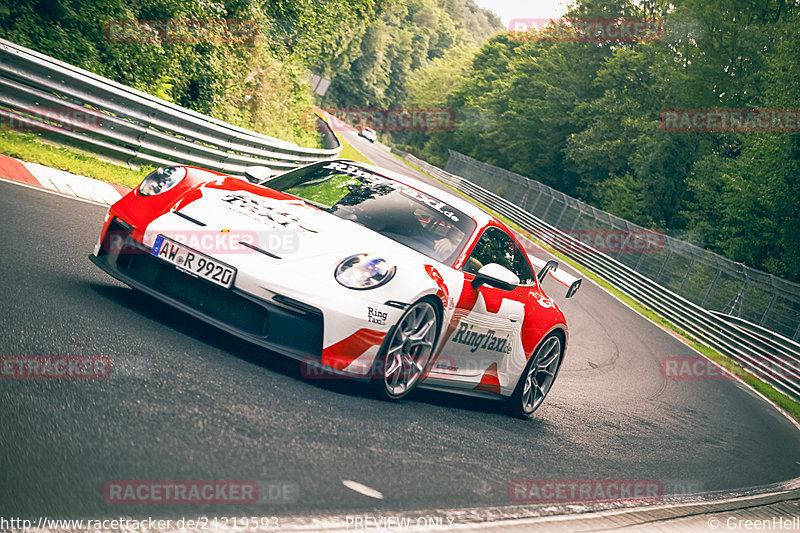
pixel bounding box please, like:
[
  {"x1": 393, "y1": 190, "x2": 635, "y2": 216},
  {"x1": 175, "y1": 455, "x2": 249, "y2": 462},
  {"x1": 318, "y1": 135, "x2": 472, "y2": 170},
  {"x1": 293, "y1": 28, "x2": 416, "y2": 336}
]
[{"x1": 90, "y1": 219, "x2": 405, "y2": 377}]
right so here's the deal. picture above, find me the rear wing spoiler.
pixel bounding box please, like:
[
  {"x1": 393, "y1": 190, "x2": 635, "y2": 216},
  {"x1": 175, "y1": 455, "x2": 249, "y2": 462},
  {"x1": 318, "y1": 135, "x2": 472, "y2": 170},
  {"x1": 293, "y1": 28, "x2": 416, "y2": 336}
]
[{"x1": 528, "y1": 255, "x2": 582, "y2": 298}]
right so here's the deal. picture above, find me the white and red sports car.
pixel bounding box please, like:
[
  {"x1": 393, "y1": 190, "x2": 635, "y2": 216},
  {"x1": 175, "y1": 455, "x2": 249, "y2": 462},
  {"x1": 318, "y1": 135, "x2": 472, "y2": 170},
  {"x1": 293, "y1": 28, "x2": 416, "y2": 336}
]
[{"x1": 91, "y1": 160, "x2": 580, "y2": 417}]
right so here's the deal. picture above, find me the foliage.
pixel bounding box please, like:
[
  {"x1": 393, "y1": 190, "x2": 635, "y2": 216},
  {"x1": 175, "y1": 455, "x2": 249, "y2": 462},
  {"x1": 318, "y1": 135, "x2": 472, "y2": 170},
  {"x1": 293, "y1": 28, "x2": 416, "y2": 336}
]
[
  {"x1": 402, "y1": 0, "x2": 800, "y2": 282},
  {"x1": 315, "y1": 0, "x2": 503, "y2": 108},
  {"x1": 0, "y1": 0, "x2": 500, "y2": 147},
  {"x1": 0, "y1": 0, "x2": 387, "y2": 147}
]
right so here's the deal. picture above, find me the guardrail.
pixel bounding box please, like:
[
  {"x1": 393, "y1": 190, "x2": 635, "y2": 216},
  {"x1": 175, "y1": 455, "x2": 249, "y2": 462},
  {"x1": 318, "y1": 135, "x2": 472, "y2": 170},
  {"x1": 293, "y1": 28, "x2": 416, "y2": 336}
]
[
  {"x1": 445, "y1": 151, "x2": 800, "y2": 342},
  {"x1": 393, "y1": 149, "x2": 800, "y2": 401},
  {"x1": 0, "y1": 38, "x2": 341, "y2": 176}
]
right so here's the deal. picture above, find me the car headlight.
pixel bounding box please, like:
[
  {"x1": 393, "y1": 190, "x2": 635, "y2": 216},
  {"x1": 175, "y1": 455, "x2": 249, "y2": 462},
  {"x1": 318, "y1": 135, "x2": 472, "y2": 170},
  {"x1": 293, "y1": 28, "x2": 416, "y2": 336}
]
[
  {"x1": 335, "y1": 254, "x2": 396, "y2": 290},
  {"x1": 138, "y1": 167, "x2": 187, "y2": 196}
]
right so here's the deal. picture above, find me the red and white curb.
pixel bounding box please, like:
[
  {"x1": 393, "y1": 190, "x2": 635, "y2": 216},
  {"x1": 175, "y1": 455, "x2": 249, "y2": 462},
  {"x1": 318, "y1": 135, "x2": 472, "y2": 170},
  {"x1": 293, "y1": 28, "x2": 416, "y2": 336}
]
[{"x1": 0, "y1": 153, "x2": 130, "y2": 205}]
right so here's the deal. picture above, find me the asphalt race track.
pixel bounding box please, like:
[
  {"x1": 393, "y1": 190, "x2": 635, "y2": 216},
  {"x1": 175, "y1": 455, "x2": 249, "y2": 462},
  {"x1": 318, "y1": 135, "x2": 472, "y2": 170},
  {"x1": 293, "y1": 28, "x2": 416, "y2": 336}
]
[{"x1": 2, "y1": 164, "x2": 800, "y2": 520}]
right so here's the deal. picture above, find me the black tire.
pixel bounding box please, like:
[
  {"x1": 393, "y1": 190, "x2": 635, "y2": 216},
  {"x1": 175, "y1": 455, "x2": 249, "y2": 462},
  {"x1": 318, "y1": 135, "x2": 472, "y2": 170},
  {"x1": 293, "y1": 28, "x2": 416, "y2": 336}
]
[
  {"x1": 370, "y1": 299, "x2": 440, "y2": 401},
  {"x1": 506, "y1": 331, "x2": 564, "y2": 419}
]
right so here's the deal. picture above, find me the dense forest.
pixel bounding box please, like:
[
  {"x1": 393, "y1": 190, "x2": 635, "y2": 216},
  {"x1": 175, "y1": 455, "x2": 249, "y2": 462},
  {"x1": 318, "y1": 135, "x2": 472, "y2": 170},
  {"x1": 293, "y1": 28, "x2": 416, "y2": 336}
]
[
  {"x1": 312, "y1": 0, "x2": 501, "y2": 107},
  {"x1": 399, "y1": 0, "x2": 800, "y2": 283},
  {"x1": 0, "y1": 0, "x2": 797, "y2": 282},
  {"x1": 0, "y1": 0, "x2": 500, "y2": 146}
]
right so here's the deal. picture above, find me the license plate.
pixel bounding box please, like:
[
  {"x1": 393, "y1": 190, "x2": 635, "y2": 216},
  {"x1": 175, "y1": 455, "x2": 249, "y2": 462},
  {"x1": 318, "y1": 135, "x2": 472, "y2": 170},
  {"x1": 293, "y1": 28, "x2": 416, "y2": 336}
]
[{"x1": 151, "y1": 235, "x2": 236, "y2": 289}]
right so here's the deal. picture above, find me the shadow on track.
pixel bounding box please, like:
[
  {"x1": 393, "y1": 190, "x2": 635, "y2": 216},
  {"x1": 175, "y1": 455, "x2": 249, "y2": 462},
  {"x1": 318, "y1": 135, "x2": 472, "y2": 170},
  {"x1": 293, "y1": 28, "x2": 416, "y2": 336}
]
[{"x1": 87, "y1": 281, "x2": 524, "y2": 420}]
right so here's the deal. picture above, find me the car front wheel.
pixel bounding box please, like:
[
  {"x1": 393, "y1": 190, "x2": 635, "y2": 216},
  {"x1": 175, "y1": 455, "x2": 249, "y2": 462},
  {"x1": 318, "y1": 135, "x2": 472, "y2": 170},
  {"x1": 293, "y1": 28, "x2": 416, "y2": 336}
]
[{"x1": 371, "y1": 300, "x2": 439, "y2": 401}]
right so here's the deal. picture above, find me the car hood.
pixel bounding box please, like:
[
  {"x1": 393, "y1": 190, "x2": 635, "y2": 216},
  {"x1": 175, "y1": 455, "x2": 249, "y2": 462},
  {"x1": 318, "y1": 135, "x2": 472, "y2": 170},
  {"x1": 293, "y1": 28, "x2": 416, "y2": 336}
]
[{"x1": 146, "y1": 183, "x2": 434, "y2": 266}]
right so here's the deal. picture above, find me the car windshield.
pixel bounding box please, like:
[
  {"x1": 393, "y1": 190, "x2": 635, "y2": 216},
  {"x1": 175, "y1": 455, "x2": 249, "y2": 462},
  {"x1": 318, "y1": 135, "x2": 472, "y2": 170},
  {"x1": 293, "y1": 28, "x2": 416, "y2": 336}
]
[{"x1": 266, "y1": 161, "x2": 475, "y2": 265}]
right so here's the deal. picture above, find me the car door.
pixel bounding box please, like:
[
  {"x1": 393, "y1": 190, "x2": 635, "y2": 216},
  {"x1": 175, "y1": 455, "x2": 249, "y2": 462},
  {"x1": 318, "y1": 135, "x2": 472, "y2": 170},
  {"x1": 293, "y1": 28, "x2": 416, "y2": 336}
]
[{"x1": 436, "y1": 226, "x2": 537, "y2": 387}]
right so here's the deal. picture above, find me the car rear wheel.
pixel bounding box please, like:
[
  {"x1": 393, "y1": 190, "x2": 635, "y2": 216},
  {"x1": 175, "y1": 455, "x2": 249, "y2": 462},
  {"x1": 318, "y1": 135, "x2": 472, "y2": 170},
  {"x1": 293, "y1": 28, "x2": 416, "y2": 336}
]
[
  {"x1": 507, "y1": 332, "x2": 563, "y2": 419},
  {"x1": 371, "y1": 300, "x2": 439, "y2": 401}
]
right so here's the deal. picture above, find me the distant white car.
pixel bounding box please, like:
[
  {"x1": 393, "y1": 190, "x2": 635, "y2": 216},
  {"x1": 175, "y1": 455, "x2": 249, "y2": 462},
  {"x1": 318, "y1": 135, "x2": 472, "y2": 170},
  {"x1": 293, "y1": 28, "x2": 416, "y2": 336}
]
[{"x1": 359, "y1": 127, "x2": 377, "y2": 143}]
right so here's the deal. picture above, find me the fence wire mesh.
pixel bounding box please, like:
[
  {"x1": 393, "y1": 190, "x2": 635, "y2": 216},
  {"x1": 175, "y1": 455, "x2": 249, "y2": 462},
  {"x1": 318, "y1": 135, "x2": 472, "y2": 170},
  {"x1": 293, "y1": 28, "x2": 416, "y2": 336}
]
[{"x1": 444, "y1": 150, "x2": 800, "y2": 341}]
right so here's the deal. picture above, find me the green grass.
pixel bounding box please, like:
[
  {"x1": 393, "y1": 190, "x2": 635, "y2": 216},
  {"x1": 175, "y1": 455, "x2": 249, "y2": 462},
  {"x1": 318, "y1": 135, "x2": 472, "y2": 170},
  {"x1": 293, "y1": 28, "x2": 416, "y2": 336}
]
[
  {"x1": 389, "y1": 150, "x2": 427, "y2": 175},
  {"x1": 395, "y1": 154, "x2": 800, "y2": 422},
  {"x1": 337, "y1": 134, "x2": 373, "y2": 164},
  {"x1": 0, "y1": 125, "x2": 373, "y2": 190},
  {"x1": 0, "y1": 130, "x2": 153, "y2": 188},
  {"x1": 313, "y1": 108, "x2": 372, "y2": 165}
]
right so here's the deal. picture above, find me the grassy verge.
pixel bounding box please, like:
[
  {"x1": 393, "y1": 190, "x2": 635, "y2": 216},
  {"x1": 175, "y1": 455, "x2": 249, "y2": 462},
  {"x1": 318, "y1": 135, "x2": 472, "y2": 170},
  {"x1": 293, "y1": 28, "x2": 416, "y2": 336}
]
[
  {"x1": 0, "y1": 125, "x2": 374, "y2": 190},
  {"x1": 313, "y1": 108, "x2": 371, "y2": 165},
  {"x1": 389, "y1": 150, "x2": 427, "y2": 175},
  {"x1": 0, "y1": 130, "x2": 153, "y2": 188},
  {"x1": 337, "y1": 134, "x2": 373, "y2": 164},
  {"x1": 392, "y1": 153, "x2": 800, "y2": 422}
]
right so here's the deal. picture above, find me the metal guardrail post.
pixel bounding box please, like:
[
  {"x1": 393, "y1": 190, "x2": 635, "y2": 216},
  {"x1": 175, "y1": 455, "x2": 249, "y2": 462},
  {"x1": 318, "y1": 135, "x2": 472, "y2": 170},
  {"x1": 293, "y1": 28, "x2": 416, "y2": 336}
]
[
  {"x1": 678, "y1": 252, "x2": 697, "y2": 296},
  {"x1": 553, "y1": 199, "x2": 569, "y2": 228},
  {"x1": 761, "y1": 293, "x2": 778, "y2": 327},
  {"x1": 702, "y1": 267, "x2": 723, "y2": 308},
  {"x1": 655, "y1": 249, "x2": 672, "y2": 284}
]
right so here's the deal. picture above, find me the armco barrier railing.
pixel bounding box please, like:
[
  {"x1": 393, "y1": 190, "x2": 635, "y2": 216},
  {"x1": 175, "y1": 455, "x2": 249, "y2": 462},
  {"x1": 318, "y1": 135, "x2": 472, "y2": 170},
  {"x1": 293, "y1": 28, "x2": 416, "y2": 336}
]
[
  {"x1": 0, "y1": 38, "x2": 340, "y2": 176},
  {"x1": 393, "y1": 149, "x2": 800, "y2": 400},
  {"x1": 445, "y1": 150, "x2": 800, "y2": 343}
]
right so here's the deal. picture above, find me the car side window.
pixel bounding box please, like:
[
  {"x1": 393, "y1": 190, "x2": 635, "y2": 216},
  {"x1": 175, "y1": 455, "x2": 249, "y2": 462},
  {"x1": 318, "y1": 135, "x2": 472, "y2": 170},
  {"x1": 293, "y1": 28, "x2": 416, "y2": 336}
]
[{"x1": 463, "y1": 227, "x2": 536, "y2": 285}]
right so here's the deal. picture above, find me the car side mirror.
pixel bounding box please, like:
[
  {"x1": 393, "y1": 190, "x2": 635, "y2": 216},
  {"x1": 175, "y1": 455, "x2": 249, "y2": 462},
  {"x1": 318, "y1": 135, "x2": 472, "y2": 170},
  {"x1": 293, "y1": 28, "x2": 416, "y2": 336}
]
[
  {"x1": 244, "y1": 166, "x2": 273, "y2": 184},
  {"x1": 471, "y1": 263, "x2": 520, "y2": 291}
]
